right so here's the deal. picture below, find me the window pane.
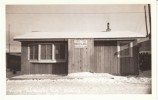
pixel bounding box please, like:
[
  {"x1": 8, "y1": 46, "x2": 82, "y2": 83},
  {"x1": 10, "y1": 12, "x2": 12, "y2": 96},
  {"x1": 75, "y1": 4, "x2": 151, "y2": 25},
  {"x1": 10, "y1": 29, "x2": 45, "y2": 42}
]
[
  {"x1": 30, "y1": 45, "x2": 34, "y2": 60},
  {"x1": 34, "y1": 45, "x2": 38, "y2": 60},
  {"x1": 30, "y1": 44, "x2": 38, "y2": 60},
  {"x1": 46, "y1": 44, "x2": 52, "y2": 59},
  {"x1": 41, "y1": 44, "x2": 52, "y2": 60},
  {"x1": 41, "y1": 44, "x2": 46, "y2": 59},
  {"x1": 120, "y1": 43, "x2": 130, "y2": 56},
  {"x1": 55, "y1": 44, "x2": 65, "y2": 60}
]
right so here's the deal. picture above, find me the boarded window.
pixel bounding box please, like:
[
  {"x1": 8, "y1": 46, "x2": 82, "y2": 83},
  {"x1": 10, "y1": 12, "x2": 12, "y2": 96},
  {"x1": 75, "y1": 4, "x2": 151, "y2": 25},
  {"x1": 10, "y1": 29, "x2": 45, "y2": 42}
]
[{"x1": 30, "y1": 44, "x2": 38, "y2": 60}]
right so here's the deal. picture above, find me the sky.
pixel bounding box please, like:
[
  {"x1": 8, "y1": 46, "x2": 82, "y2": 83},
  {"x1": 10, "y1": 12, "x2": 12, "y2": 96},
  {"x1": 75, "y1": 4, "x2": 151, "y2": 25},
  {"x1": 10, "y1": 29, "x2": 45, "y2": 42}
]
[{"x1": 6, "y1": 4, "x2": 150, "y2": 52}]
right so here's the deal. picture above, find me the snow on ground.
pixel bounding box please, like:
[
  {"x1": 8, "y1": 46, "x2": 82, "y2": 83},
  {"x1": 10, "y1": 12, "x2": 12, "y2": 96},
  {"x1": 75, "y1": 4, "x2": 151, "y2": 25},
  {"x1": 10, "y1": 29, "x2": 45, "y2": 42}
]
[
  {"x1": 138, "y1": 70, "x2": 151, "y2": 78},
  {"x1": 6, "y1": 71, "x2": 21, "y2": 79},
  {"x1": 6, "y1": 71, "x2": 151, "y2": 95}
]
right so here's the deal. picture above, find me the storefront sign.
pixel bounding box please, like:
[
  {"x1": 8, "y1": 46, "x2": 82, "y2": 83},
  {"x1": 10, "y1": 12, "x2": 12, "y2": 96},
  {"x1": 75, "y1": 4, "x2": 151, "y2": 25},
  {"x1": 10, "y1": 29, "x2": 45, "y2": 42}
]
[{"x1": 74, "y1": 40, "x2": 88, "y2": 48}]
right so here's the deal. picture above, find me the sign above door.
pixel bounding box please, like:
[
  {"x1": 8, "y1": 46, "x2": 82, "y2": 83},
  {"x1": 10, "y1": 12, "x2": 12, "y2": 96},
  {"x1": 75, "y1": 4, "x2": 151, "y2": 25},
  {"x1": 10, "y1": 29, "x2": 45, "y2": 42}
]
[{"x1": 74, "y1": 40, "x2": 88, "y2": 48}]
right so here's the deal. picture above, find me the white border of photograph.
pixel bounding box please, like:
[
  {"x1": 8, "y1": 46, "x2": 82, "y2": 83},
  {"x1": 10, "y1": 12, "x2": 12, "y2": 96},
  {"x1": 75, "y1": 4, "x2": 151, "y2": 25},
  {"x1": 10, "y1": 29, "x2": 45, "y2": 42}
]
[{"x1": 0, "y1": 0, "x2": 157, "y2": 100}]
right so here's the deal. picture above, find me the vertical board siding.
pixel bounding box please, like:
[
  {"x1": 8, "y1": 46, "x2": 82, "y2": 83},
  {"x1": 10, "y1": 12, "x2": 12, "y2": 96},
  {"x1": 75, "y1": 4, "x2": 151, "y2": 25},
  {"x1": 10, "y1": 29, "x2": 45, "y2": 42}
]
[
  {"x1": 21, "y1": 42, "x2": 30, "y2": 74},
  {"x1": 21, "y1": 40, "x2": 138, "y2": 75},
  {"x1": 94, "y1": 41, "x2": 118, "y2": 74},
  {"x1": 120, "y1": 41, "x2": 139, "y2": 75},
  {"x1": 68, "y1": 39, "x2": 94, "y2": 73},
  {"x1": 133, "y1": 44, "x2": 139, "y2": 74},
  {"x1": 139, "y1": 39, "x2": 151, "y2": 52},
  {"x1": 120, "y1": 57, "x2": 134, "y2": 75},
  {"x1": 21, "y1": 41, "x2": 68, "y2": 75},
  {"x1": 52, "y1": 63, "x2": 68, "y2": 74},
  {"x1": 30, "y1": 63, "x2": 68, "y2": 74}
]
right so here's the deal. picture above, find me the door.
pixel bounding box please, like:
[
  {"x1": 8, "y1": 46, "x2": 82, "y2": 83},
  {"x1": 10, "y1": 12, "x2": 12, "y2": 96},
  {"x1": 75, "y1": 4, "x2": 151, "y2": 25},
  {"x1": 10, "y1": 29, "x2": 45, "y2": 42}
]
[{"x1": 94, "y1": 41, "x2": 118, "y2": 74}]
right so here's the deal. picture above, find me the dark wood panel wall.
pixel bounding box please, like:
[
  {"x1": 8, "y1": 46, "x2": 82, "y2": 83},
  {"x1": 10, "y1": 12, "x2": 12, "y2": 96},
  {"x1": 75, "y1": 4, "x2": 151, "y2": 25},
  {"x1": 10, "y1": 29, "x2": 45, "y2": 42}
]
[{"x1": 68, "y1": 39, "x2": 94, "y2": 73}]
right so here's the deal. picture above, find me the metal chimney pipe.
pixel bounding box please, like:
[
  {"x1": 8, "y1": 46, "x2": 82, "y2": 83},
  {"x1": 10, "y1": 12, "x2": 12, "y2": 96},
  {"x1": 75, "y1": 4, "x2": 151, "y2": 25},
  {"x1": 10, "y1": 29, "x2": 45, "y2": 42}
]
[{"x1": 106, "y1": 22, "x2": 111, "y2": 32}]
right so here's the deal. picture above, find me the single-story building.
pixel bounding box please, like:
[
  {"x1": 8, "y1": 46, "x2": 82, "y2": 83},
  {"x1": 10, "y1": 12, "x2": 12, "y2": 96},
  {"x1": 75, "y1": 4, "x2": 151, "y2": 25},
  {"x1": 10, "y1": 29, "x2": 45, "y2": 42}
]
[{"x1": 14, "y1": 31, "x2": 146, "y2": 75}]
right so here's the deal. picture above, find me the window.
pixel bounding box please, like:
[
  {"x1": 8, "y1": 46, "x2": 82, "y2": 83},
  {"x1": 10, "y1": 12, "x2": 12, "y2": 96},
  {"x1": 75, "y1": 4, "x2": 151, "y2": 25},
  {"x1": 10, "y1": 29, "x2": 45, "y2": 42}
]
[
  {"x1": 29, "y1": 43, "x2": 67, "y2": 63},
  {"x1": 29, "y1": 44, "x2": 38, "y2": 60},
  {"x1": 41, "y1": 44, "x2": 52, "y2": 60},
  {"x1": 54, "y1": 43, "x2": 66, "y2": 60},
  {"x1": 117, "y1": 41, "x2": 133, "y2": 57}
]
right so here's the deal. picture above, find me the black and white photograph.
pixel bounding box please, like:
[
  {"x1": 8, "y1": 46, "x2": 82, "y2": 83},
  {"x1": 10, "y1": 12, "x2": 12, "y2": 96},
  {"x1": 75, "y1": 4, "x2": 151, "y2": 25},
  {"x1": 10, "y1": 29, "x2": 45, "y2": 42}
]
[
  {"x1": 5, "y1": 4, "x2": 153, "y2": 95},
  {"x1": 0, "y1": 0, "x2": 157, "y2": 99}
]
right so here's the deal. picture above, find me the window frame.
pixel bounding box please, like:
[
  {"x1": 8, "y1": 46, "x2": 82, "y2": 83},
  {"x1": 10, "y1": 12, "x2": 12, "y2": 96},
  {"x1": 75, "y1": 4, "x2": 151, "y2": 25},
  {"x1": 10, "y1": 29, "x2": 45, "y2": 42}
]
[
  {"x1": 117, "y1": 41, "x2": 133, "y2": 58},
  {"x1": 28, "y1": 43, "x2": 39, "y2": 61},
  {"x1": 28, "y1": 43, "x2": 67, "y2": 63}
]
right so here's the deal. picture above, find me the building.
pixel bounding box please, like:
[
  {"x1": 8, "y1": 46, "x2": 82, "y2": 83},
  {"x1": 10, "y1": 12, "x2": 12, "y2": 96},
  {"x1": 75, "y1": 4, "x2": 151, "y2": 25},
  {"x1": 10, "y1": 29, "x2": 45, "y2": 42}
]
[
  {"x1": 138, "y1": 37, "x2": 151, "y2": 71},
  {"x1": 6, "y1": 52, "x2": 21, "y2": 72},
  {"x1": 14, "y1": 31, "x2": 146, "y2": 75}
]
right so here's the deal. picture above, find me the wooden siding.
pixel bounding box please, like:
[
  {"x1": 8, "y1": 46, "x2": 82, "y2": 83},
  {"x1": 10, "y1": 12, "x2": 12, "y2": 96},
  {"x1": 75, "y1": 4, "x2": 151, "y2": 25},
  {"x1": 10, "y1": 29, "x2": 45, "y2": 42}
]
[
  {"x1": 30, "y1": 63, "x2": 68, "y2": 74},
  {"x1": 94, "y1": 40, "x2": 139, "y2": 75},
  {"x1": 139, "y1": 39, "x2": 151, "y2": 52},
  {"x1": 68, "y1": 39, "x2": 94, "y2": 73},
  {"x1": 21, "y1": 39, "x2": 139, "y2": 75},
  {"x1": 21, "y1": 42, "x2": 30, "y2": 74},
  {"x1": 21, "y1": 41, "x2": 68, "y2": 74},
  {"x1": 6, "y1": 53, "x2": 21, "y2": 71},
  {"x1": 119, "y1": 41, "x2": 139, "y2": 75},
  {"x1": 94, "y1": 41, "x2": 119, "y2": 74}
]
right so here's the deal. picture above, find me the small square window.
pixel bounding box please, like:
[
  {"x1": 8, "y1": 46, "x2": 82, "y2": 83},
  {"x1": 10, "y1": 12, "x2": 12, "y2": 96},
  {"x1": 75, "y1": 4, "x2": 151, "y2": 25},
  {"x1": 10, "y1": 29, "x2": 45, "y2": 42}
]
[
  {"x1": 117, "y1": 41, "x2": 133, "y2": 57},
  {"x1": 120, "y1": 43, "x2": 130, "y2": 56}
]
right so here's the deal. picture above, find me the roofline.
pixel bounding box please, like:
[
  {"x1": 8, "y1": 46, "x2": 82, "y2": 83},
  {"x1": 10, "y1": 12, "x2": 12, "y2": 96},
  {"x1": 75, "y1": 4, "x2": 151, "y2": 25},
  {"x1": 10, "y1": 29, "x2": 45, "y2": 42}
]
[
  {"x1": 13, "y1": 31, "x2": 146, "y2": 41},
  {"x1": 14, "y1": 37, "x2": 145, "y2": 42}
]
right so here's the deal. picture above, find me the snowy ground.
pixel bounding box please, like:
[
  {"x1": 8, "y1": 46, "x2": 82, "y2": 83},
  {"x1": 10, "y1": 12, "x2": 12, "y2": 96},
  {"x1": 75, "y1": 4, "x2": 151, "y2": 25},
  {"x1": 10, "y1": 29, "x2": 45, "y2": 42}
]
[{"x1": 6, "y1": 71, "x2": 151, "y2": 95}]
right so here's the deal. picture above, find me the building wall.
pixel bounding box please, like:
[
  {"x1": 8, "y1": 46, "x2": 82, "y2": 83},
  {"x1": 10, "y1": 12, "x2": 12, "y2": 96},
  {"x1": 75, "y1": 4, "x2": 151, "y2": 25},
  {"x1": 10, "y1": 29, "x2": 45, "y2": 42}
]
[
  {"x1": 93, "y1": 40, "x2": 138, "y2": 75},
  {"x1": 119, "y1": 40, "x2": 139, "y2": 75},
  {"x1": 94, "y1": 41, "x2": 119, "y2": 74},
  {"x1": 68, "y1": 39, "x2": 94, "y2": 73},
  {"x1": 138, "y1": 38, "x2": 151, "y2": 71},
  {"x1": 6, "y1": 53, "x2": 21, "y2": 71},
  {"x1": 30, "y1": 63, "x2": 68, "y2": 74},
  {"x1": 139, "y1": 39, "x2": 151, "y2": 52},
  {"x1": 21, "y1": 42, "x2": 30, "y2": 74},
  {"x1": 21, "y1": 41, "x2": 68, "y2": 74},
  {"x1": 21, "y1": 39, "x2": 139, "y2": 75},
  {"x1": 68, "y1": 39, "x2": 139, "y2": 75}
]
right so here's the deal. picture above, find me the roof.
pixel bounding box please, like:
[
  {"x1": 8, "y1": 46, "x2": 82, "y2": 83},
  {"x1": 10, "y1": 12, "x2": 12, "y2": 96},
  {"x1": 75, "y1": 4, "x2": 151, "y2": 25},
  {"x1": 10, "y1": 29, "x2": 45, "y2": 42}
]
[
  {"x1": 6, "y1": 52, "x2": 21, "y2": 56},
  {"x1": 14, "y1": 31, "x2": 146, "y2": 41}
]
